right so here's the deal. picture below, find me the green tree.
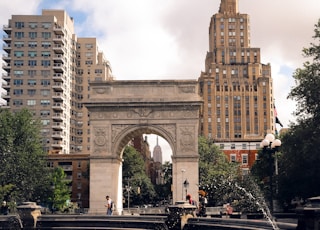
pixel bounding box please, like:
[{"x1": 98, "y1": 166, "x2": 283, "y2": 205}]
[
  {"x1": 48, "y1": 167, "x2": 71, "y2": 212},
  {"x1": 198, "y1": 136, "x2": 239, "y2": 206},
  {"x1": 122, "y1": 146, "x2": 156, "y2": 206},
  {"x1": 277, "y1": 19, "x2": 320, "y2": 208},
  {"x1": 0, "y1": 108, "x2": 51, "y2": 204}
]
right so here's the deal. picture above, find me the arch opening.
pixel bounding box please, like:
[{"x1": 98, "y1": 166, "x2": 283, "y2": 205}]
[{"x1": 119, "y1": 130, "x2": 173, "y2": 212}]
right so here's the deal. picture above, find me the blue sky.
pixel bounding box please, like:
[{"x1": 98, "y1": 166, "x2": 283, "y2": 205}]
[{"x1": 1, "y1": 0, "x2": 320, "y2": 161}]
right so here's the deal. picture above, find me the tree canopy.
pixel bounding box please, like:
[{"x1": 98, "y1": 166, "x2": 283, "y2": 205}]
[
  {"x1": 277, "y1": 19, "x2": 320, "y2": 207},
  {"x1": 0, "y1": 109, "x2": 51, "y2": 204},
  {"x1": 48, "y1": 167, "x2": 71, "y2": 212},
  {"x1": 198, "y1": 136, "x2": 239, "y2": 206},
  {"x1": 122, "y1": 145, "x2": 156, "y2": 206}
]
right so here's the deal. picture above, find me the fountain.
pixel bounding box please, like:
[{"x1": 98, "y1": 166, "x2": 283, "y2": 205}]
[
  {"x1": 234, "y1": 183, "x2": 280, "y2": 230},
  {"x1": 197, "y1": 175, "x2": 281, "y2": 230}
]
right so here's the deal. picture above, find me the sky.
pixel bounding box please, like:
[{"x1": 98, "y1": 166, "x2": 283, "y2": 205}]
[{"x1": 1, "y1": 0, "x2": 319, "y2": 162}]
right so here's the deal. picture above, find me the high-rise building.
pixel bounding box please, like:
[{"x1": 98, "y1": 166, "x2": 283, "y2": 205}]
[
  {"x1": 198, "y1": 0, "x2": 276, "y2": 173},
  {"x1": 2, "y1": 10, "x2": 113, "y2": 155},
  {"x1": 153, "y1": 136, "x2": 163, "y2": 164},
  {"x1": 152, "y1": 136, "x2": 163, "y2": 185}
]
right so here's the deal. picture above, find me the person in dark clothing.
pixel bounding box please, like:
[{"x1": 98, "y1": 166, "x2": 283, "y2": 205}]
[
  {"x1": 1, "y1": 201, "x2": 9, "y2": 215},
  {"x1": 197, "y1": 190, "x2": 207, "y2": 217}
]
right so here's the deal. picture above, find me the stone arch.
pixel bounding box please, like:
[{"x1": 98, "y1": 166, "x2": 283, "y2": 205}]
[{"x1": 85, "y1": 80, "x2": 203, "y2": 214}]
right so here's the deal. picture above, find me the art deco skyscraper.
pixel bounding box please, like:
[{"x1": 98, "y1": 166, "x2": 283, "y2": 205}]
[
  {"x1": 199, "y1": 0, "x2": 276, "y2": 172},
  {"x1": 2, "y1": 10, "x2": 113, "y2": 155}
]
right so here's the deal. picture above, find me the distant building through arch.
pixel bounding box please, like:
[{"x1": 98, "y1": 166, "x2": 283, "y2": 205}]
[{"x1": 153, "y1": 136, "x2": 163, "y2": 164}]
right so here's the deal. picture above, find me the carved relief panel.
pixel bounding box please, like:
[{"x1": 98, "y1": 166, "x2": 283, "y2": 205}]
[
  {"x1": 92, "y1": 126, "x2": 109, "y2": 156},
  {"x1": 178, "y1": 125, "x2": 196, "y2": 153}
]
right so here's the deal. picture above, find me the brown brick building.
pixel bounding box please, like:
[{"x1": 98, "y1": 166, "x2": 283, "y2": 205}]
[{"x1": 47, "y1": 153, "x2": 90, "y2": 208}]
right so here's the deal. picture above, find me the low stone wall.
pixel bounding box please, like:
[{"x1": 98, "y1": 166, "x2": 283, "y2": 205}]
[
  {"x1": 1, "y1": 213, "x2": 299, "y2": 230},
  {"x1": 184, "y1": 217, "x2": 297, "y2": 230},
  {"x1": 37, "y1": 215, "x2": 169, "y2": 229}
]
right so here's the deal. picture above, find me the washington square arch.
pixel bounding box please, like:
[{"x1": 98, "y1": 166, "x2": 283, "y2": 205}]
[{"x1": 84, "y1": 80, "x2": 203, "y2": 214}]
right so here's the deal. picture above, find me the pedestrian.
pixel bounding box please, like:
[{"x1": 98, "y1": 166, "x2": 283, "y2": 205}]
[
  {"x1": 186, "y1": 194, "x2": 197, "y2": 207},
  {"x1": 197, "y1": 190, "x2": 207, "y2": 217},
  {"x1": 226, "y1": 203, "x2": 233, "y2": 218},
  {"x1": 1, "y1": 201, "x2": 9, "y2": 215},
  {"x1": 104, "y1": 195, "x2": 113, "y2": 215}
]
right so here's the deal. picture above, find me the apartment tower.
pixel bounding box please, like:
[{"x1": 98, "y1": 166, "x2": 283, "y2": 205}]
[
  {"x1": 2, "y1": 10, "x2": 113, "y2": 155},
  {"x1": 198, "y1": 0, "x2": 276, "y2": 173}
]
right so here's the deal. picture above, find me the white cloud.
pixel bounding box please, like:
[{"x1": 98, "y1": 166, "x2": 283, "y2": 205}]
[{"x1": 1, "y1": 0, "x2": 319, "y2": 149}]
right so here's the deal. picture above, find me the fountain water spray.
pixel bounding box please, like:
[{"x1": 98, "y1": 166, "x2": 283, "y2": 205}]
[{"x1": 234, "y1": 182, "x2": 279, "y2": 230}]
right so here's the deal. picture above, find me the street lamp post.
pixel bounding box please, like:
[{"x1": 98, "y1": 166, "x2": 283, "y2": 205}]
[
  {"x1": 125, "y1": 179, "x2": 132, "y2": 213},
  {"x1": 181, "y1": 169, "x2": 186, "y2": 200},
  {"x1": 260, "y1": 133, "x2": 281, "y2": 214},
  {"x1": 183, "y1": 179, "x2": 189, "y2": 201}
]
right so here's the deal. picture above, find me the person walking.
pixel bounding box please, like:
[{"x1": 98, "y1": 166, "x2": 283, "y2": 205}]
[
  {"x1": 197, "y1": 190, "x2": 207, "y2": 217},
  {"x1": 105, "y1": 195, "x2": 113, "y2": 215},
  {"x1": 1, "y1": 201, "x2": 9, "y2": 215}
]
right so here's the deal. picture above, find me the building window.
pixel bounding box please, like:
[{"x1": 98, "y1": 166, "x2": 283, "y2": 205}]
[
  {"x1": 242, "y1": 143, "x2": 247, "y2": 149},
  {"x1": 41, "y1": 129, "x2": 49, "y2": 136},
  {"x1": 13, "y1": 89, "x2": 23, "y2": 95},
  {"x1": 40, "y1": 89, "x2": 50, "y2": 96},
  {"x1": 220, "y1": 144, "x2": 224, "y2": 149},
  {"x1": 85, "y1": 43, "x2": 93, "y2": 48},
  {"x1": 42, "y1": 22, "x2": 52, "y2": 28},
  {"x1": 14, "y1": 70, "x2": 24, "y2": 77},
  {"x1": 15, "y1": 22, "x2": 24, "y2": 28},
  {"x1": 13, "y1": 79, "x2": 23, "y2": 85},
  {"x1": 41, "y1": 60, "x2": 51, "y2": 66},
  {"x1": 28, "y1": 79, "x2": 37, "y2": 85},
  {"x1": 14, "y1": 41, "x2": 24, "y2": 47},
  {"x1": 40, "y1": 100, "x2": 50, "y2": 106},
  {"x1": 27, "y1": 100, "x2": 36, "y2": 106},
  {"x1": 41, "y1": 42, "x2": 51, "y2": 48},
  {"x1": 41, "y1": 51, "x2": 51, "y2": 57},
  {"x1": 28, "y1": 41, "x2": 37, "y2": 48},
  {"x1": 41, "y1": 119, "x2": 50, "y2": 125},
  {"x1": 85, "y1": 52, "x2": 93, "y2": 57},
  {"x1": 29, "y1": 32, "x2": 37, "y2": 39},
  {"x1": 13, "y1": 99, "x2": 23, "y2": 105},
  {"x1": 242, "y1": 168, "x2": 249, "y2": 176},
  {"x1": 14, "y1": 32, "x2": 24, "y2": 38},
  {"x1": 28, "y1": 51, "x2": 37, "y2": 57},
  {"x1": 41, "y1": 80, "x2": 50, "y2": 85},
  {"x1": 14, "y1": 51, "x2": 24, "y2": 57},
  {"x1": 77, "y1": 182, "x2": 82, "y2": 189},
  {"x1": 230, "y1": 154, "x2": 236, "y2": 163},
  {"x1": 28, "y1": 60, "x2": 37, "y2": 66},
  {"x1": 40, "y1": 110, "x2": 50, "y2": 116},
  {"x1": 231, "y1": 143, "x2": 235, "y2": 149},
  {"x1": 29, "y1": 22, "x2": 38, "y2": 28},
  {"x1": 14, "y1": 60, "x2": 24, "y2": 66},
  {"x1": 42, "y1": 32, "x2": 51, "y2": 39},
  {"x1": 41, "y1": 70, "x2": 51, "y2": 77},
  {"x1": 27, "y1": 89, "x2": 36, "y2": 96},
  {"x1": 242, "y1": 154, "x2": 248, "y2": 165},
  {"x1": 77, "y1": 172, "x2": 82, "y2": 179}
]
